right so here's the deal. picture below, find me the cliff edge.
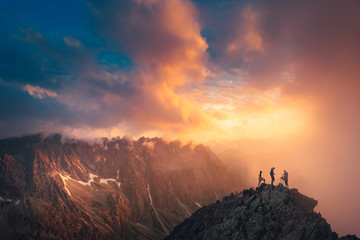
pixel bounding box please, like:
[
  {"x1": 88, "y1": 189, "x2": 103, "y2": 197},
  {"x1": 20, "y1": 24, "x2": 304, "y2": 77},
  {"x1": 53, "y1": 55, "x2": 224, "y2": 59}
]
[{"x1": 165, "y1": 184, "x2": 359, "y2": 240}]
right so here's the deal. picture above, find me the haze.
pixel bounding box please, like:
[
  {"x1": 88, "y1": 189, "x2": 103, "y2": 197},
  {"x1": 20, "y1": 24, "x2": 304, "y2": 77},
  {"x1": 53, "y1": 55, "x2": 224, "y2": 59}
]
[{"x1": 0, "y1": 0, "x2": 359, "y2": 236}]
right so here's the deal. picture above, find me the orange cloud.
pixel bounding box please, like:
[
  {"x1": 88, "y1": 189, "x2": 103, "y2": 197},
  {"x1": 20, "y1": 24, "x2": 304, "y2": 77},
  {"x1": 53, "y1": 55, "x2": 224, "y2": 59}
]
[
  {"x1": 2, "y1": 0, "x2": 360, "y2": 236},
  {"x1": 202, "y1": 0, "x2": 360, "y2": 236},
  {"x1": 55, "y1": 0, "x2": 214, "y2": 140},
  {"x1": 226, "y1": 6, "x2": 264, "y2": 61},
  {"x1": 23, "y1": 84, "x2": 57, "y2": 99},
  {"x1": 130, "y1": 0, "x2": 208, "y2": 86}
]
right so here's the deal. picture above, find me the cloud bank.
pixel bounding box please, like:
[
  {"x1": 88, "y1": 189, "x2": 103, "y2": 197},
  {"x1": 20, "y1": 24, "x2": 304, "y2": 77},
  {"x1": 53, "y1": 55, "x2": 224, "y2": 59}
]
[{"x1": 1, "y1": 0, "x2": 214, "y2": 139}]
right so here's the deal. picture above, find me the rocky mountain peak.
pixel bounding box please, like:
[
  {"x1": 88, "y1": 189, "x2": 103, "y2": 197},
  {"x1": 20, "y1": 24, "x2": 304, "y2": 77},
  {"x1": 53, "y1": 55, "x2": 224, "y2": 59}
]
[
  {"x1": 165, "y1": 183, "x2": 359, "y2": 240},
  {"x1": 0, "y1": 134, "x2": 245, "y2": 239}
]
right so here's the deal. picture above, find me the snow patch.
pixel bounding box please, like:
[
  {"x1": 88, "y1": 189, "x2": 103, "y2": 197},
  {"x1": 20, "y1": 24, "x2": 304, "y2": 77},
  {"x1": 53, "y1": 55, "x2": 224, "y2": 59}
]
[
  {"x1": 76, "y1": 173, "x2": 98, "y2": 187},
  {"x1": 176, "y1": 197, "x2": 192, "y2": 216},
  {"x1": 59, "y1": 172, "x2": 98, "y2": 196},
  {"x1": 99, "y1": 178, "x2": 116, "y2": 184},
  {"x1": 0, "y1": 196, "x2": 11, "y2": 202},
  {"x1": 116, "y1": 170, "x2": 121, "y2": 188},
  {"x1": 59, "y1": 173, "x2": 72, "y2": 196},
  {"x1": 99, "y1": 177, "x2": 120, "y2": 187},
  {"x1": 60, "y1": 172, "x2": 121, "y2": 194},
  {"x1": 146, "y1": 182, "x2": 170, "y2": 235},
  {"x1": 0, "y1": 196, "x2": 20, "y2": 205}
]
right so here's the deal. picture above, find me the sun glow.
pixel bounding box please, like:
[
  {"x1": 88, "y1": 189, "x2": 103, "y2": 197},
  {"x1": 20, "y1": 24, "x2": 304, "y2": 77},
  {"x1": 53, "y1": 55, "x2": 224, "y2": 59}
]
[{"x1": 214, "y1": 106, "x2": 311, "y2": 140}]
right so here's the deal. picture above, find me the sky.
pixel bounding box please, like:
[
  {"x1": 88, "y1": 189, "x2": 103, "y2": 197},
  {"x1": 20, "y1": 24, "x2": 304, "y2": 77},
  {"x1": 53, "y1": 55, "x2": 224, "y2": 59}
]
[{"x1": 1, "y1": 0, "x2": 360, "y2": 236}]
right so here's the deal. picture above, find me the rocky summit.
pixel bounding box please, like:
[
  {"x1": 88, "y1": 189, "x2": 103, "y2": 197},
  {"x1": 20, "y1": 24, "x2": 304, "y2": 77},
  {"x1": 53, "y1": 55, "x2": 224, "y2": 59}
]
[{"x1": 165, "y1": 184, "x2": 359, "y2": 240}]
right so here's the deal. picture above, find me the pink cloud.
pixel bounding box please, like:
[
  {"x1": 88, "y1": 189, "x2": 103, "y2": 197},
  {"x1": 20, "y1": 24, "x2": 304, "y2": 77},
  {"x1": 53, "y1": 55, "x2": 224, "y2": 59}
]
[{"x1": 23, "y1": 84, "x2": 57, "y2": 99}]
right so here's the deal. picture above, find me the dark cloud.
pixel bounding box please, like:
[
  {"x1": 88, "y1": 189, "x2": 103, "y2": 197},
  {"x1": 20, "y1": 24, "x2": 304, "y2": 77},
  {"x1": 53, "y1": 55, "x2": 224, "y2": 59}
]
[
  {"x1": 88, "y1": 0, "x2": 208, "y2": 81},
  {"x1": 0, "y1": 0, "x2": 212, "y2": 139},
  {"x1": 193, "y1": 0, "x2": 250, "y2": 59},
  {"x1": 0, "y1": 34, "x2": 49, "y2": 86},
  {"x1": 0, "y1": 80, "x2": 69, "y2": 136},
  {"x1": 56, "y1": 0, "x2": 211, "y2": 132}
]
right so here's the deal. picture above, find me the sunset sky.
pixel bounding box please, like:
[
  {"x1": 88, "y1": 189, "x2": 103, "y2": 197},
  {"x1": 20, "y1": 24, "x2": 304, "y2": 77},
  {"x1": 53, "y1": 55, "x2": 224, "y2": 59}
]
[{"x1": 1, "y1": 0, "x2": 360, "y2": 236}]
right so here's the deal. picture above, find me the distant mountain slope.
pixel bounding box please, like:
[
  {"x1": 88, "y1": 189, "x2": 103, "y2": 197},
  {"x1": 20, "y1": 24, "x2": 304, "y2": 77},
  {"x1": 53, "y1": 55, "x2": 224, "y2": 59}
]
[
  {"x1": 0, "y1": 134, "x2": 245, "y2": 239},
  {"x1": 216, "y1": 148, "x2": 249, "y2": 181},
  {"x1": 165, "y1": 184, "x2": 359, "y2": 240}
]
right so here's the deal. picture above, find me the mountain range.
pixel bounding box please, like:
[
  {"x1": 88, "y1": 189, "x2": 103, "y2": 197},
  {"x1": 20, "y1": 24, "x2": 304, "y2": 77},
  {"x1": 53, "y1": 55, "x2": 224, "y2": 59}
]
[{"x1": 0, "y1": 134, "x2": 244, "y2": 239}]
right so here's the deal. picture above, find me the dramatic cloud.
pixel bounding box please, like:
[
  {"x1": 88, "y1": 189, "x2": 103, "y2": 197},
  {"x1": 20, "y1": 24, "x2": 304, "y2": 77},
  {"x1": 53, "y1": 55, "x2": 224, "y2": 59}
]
[
  {"x1": 1, "y1": 0, "x2": 360, "y2": 235},
  {"x1": 196, "y1": 0, "x2": 360, "y2": 235},
  {"x1": 1, "y1": 0, "x2": 214, "y2": 139},
  {"x1": 57, "y1": 0, "x2": 213, "y2": 137}
]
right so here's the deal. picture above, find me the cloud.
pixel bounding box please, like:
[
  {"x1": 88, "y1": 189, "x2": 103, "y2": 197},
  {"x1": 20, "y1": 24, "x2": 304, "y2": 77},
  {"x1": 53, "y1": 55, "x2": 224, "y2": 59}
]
[
  {"x1": 1, "y1": 0, "x2": 360, "y2": 234},
  {"x1": 89, "y1": 0, "x2": 208, "y2": 83},
  {"x1": 63, "y1": 36, "x2": 82, "y2": 47},
  {"x1": 3, "y1": 0, "x2": 359, "y2": 144},
  {"x1": 23, "y1": 84, "x2": 57, "y2": 99},
  {"x1": 226, "y1": 6, "x2": 264, "y2": 61},
  {"x1": 0, "y1": 0, "x2": 215, "y2": 140},
  {"x1": 197, "y1": 0, "x2": 360, "y2": 235},
  {"x1": 54, "y1": 0, "x2": 213, "y2": 137},
  {"x1": 0, "y1": 80, "x2": 72, "y2": 137},
  {"x1": 0, "y1": 33, "x2": 49, "y2": 87}
]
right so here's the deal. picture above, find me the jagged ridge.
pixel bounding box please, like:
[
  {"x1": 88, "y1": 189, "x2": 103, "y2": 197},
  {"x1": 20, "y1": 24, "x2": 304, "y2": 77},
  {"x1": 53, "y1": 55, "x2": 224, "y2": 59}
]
[
  {"x1": 165, "y1": 184, "x2": 359, "y2": 240},
  {"x1": 0, "y1": 134, "x2": 245, "y2": 239}
]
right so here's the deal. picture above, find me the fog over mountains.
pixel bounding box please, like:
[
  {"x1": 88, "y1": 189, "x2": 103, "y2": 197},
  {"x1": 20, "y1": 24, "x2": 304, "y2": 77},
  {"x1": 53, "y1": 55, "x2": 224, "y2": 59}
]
[
  {"x1": 1, "y1": 134, "x2": 358, "y2": 240},
  {"x1": 0, "y1": 134, "x2": 244, "y2": 239}
]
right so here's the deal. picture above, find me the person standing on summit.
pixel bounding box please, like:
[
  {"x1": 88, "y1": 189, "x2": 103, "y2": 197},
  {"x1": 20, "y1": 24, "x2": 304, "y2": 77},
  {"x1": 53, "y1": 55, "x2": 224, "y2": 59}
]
[
  {"x1": 270, "y1": 167, "x2": 275, "y2": 186},
  {"x1": 258, "y1": 171, "x2": 265, "y2": 186},
  {"x1": 281, "y1": 170, "x2": 289, "y2": 188}
]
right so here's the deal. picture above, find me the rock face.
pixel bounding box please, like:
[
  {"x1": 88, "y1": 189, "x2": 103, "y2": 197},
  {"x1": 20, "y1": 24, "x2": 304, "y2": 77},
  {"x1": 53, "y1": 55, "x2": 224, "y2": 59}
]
[
  {"x1": 340, "y1": 236, "x2": 360, "y2": 240},
  {"x1": 165, "y1": 184, "x2": 359, "y2": 240},
  {"x1": 0, "y1": 134, "x2": 244, "y2": 240}
]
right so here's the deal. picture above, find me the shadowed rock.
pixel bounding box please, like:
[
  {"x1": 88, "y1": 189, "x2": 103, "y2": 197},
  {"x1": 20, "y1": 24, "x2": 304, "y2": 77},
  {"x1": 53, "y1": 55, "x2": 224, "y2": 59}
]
[
  {"x1": 340, "y1": 236, "x2": 360, "y2": 240},
  {"x1": 165, "y1": 184, "x2": 359, "y2": 240}
]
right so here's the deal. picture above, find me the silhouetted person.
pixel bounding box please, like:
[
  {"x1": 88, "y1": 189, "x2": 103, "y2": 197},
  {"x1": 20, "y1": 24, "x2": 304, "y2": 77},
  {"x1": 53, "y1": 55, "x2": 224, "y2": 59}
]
[
  {"x1": 281, "y1": 170, "x2": 289, "y2": 188},
  {"x1": 258, "y1": 171, "x2": 265, "y2": 186},
  {"x1": 270, "y1": 167, "x2": 275, "y2": 186}
]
